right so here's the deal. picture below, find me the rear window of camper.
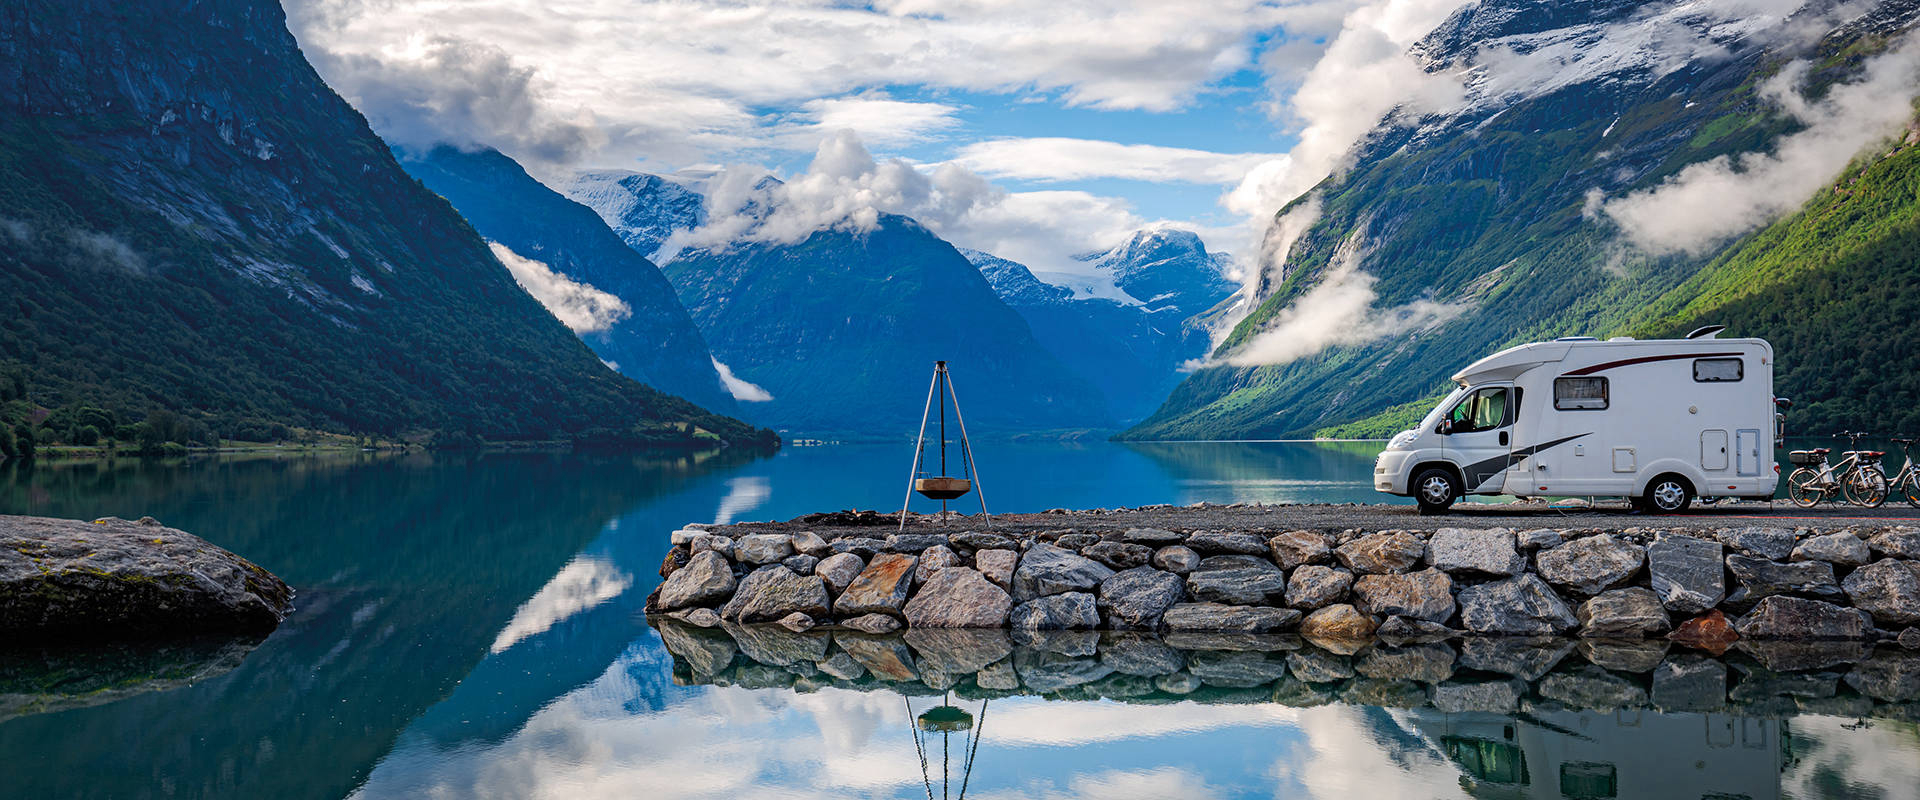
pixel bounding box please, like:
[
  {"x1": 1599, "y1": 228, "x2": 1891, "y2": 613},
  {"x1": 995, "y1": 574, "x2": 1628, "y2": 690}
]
[
  {"x1": 1554, "y1": 377, "x2": 1607, "y2": 410},
  {"x1": 1693, "y1": 358, "x2": 1743, "y2": 382}
]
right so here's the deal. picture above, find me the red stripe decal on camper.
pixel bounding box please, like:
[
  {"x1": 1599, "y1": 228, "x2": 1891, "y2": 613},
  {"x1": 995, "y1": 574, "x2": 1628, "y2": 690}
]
[{"x1": 1563, "y1": 351, "x2": 1741, "y2": 376}]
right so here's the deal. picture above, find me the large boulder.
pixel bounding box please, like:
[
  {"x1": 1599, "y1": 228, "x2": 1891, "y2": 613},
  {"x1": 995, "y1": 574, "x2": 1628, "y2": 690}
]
[
  {"x1": 1647, "y1": 534, "x2": 1724, "y2": 614},
  {"x1": 833, "y1": 553, "x2": 918, "y2": 617},
  {"x1": 1535, "y1": 534, "x2": 1643, "y2": 595},
  {"x1": 1735, "y1": 596, "x2": 1874, "y2": 640},
  {"x1": 1716, "y1": 527, "x2": 1797, "y2": 560},
  {"x1": 1725, "y1": 556, "x2": 1844, "y2": 606},
  {"x1": 1352, "y1": 568, "x2": 1454, "y2": 623},
  {"x1": 1082, "y1": 542, "x2": 1153, "y2": 571},
  {"x1": 1841, "y1": 559, "x2": 1920, "y2": 627},
  {"x1": 735, "y1": 533, "x2": 795, "y2": 564},
  {"x1": 1011, "y1": 544, "x2": 1115, "y2": 602},
  {"x1": 1009, "y1": 592, "x2": 1100, "y2": 630},
  {"x1": 1121, "y1": 527, "x2": 1186, "y2": 546},
  {"x1": 657, "y1": 550, "x2": 737, "y2": 611},
  {"x1": 1425, "y1": 528, "x2": 1524, "y2": 576},
  {"x1": 1185, "y1": 555, "x2": 1288, "y2": 605},
  {"x1": 1152, "y1": 545, "x2": 1201, "y2": 574},
  {"x1": 974, "y1": 549, "x2": 1018, "y2": 590},
  {"x1": 1097, "y1": 567, "x2": 1187, "y2": 629},
  {"x1": 1335, "y1": 532, "x2": 1424, "y2": 574},
  {"x1": 914, "y1": 545, "x2": 961, "y2": 583},
  {"x1": 718, "y1": 566, "x2": 831, "y2": 623},
  {"x1": 1185, "y1": 532, "x2": 1271, "y2": 556},
  {"x1": 1576, "y1": 587, "x2": 1670, "y2": 638},
  {"x1": 1869, "y1": 529, "x2": 1920, "y2": 559},
  {"x1": 1162, "y1": 603, "x2": 1301, "y2": 633},
  {"x1": 1457, "y1": 574, "x2": 1577, "y2": 635},
  {"x1": 902, "y1": 567, "x2": 1012, "y2": 628},
  {"x1": 950, "y1": 532, "x2": 1017, "y2": 552},
  {"x1": 1298, "y1": 603, "x2": 1377, "y2": 640},
  {"x1": 0, "y1": 515, "x2": 294, "y2": 637},
  {"x1": 1285, "y1": 565, "x2": 1353, "y2": 609},
  {"x1": 1792, "y1": 533, "x2": 1871, "y2": 566},
  {"x1": 1268, "y1": 530, "x2": 1332, "y2": 569},
  {"x1": 886, "y1": 534, "x2": 948, "y2": 553},
  {"x1": 815, "y1": 552, "x2": 865, "y2": 596}
]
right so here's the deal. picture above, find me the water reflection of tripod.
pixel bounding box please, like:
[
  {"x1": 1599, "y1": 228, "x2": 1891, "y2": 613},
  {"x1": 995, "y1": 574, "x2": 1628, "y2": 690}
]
[{"x1": 906, "y1": 692, "x2": 989, "y2": 800}]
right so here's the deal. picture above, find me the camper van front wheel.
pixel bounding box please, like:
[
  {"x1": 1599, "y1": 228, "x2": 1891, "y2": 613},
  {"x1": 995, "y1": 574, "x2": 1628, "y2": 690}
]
[
  {"x1": 1642, "y1": 475, "x2": 1694, "y2": 514},
  {"x1": 1413, "y1": 467, "x2": 1459, "y2": 514}
]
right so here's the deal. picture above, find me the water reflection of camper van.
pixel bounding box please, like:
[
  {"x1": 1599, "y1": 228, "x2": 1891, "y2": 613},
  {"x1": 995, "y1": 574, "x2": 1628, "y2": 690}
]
[{"x1": 1413, "y1": 710, "x2": 1781, "y2": 799}]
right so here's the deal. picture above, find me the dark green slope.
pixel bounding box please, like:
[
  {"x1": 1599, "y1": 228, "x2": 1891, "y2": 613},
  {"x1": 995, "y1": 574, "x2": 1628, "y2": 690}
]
[
  {"x1": 396, "y1": 145, "x2": 738, "y2": 413},
  {"x1": 1124, "y1": 0, "x2": 1914, "y2": 441},
  {"x1": 0, "y1": 0, "x2": 770, "y2": 448}
]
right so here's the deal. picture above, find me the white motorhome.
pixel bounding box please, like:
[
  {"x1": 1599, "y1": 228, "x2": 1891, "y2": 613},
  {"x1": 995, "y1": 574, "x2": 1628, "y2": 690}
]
[{"x1": 1375, "y1": 328, "x2": 1782, "y2": 513}]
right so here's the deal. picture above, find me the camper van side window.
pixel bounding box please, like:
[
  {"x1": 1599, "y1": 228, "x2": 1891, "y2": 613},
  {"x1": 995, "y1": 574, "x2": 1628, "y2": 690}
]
[
  {"x1": 1693, "y1": 358, "x2": 1743, "y2": 382},
  {"x1": 1554, "y1": 377, "x2": 1608, "y2": 410}
]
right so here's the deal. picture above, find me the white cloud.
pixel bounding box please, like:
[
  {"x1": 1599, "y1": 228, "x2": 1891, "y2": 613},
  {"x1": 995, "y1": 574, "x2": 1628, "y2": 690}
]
[
  {"x1": 953, "y1": 138, "x2": 1286, "y2": 185},
  {"x1": 487, "y1": 242, "x2": 632, "y2": 333},
  {"x1": 1221, "y1": 231, "x2": 1466, "y2": 367},
  {"x1": 711, "y1": 358, "x2": 774, "y2": 402},
  {"x1": 785, "y1": 94, "x2": 963, "y2": 148},
  {"x1": 489, "y1": 556, "x2": 632, "y2": 654},
  {"x1": 1603, "y1": 32, "x2": 1920, "y2": 255}
]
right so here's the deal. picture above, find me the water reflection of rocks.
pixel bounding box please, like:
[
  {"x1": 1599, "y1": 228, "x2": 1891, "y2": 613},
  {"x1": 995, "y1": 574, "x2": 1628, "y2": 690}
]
[{"x1": 658, "y1": 618, "x2": 1920, "y2": 797}]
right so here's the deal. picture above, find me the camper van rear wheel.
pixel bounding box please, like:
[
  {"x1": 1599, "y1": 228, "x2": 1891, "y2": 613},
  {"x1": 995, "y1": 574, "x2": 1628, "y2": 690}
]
[
  {"x1": 1413, "y1": 467, "x2": 1458, "y2": 514},
  {"x1": 1643, "y1": 475, "x2": 1693, "y2": 514}
]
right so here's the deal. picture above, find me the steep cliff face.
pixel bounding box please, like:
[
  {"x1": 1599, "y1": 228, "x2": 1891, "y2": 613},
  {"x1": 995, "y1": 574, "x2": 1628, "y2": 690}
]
[
  {"x1": 0, "y1": 0, "x2": 769, "y2": 446},
  {"x1": 563, "y1": 171, "x2": 708, "y2": 260},
  {"x1": 396, "y1": 146, "x2": 737, "y2": 413},
  {"x1": 666, "y1": 217, "x2": 1114, "y2": 437},
  {"x1": 1127, "y1": 0, "x2": 1920, "y2": 441}
]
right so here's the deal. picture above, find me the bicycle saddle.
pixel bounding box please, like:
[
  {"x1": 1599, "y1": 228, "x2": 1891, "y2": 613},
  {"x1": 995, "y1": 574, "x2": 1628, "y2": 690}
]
[
  {"x1": 1812, "y1": 448, "x2": 1831, "y2": 454},
  {"x1": 1894, "y1": 438, "x2": 1916, "y2": 445}
]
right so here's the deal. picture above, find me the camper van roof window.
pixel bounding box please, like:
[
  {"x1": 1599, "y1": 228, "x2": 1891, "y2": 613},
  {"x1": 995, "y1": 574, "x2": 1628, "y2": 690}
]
[
  {"x1": 1693, "y1": 358, "x2": 1742, "y2": 383},
  {"x1": 1554, "y1": 376, "x2": 1608, "y2": 410}
]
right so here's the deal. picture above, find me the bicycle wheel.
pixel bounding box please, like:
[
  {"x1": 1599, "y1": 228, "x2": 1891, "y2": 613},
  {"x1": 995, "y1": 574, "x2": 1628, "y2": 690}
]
[
  {"x1": 1845, "y1": 465, "x2": 1888, "y2": 508},
  {"x1": 1787, "y1": 468, "x2": 1824, "y2": 508},
  {"x1": 1904, "y1": 471, "x2": 1920, "y2": 508}
]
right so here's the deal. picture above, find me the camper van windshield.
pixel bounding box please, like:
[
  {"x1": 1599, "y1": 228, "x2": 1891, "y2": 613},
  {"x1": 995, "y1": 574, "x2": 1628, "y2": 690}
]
[
  {"x1": 1446, "y1": 386, "x2": 1511, "y2": 433},
  {"x1": 1421, "y1": 387, "x2": 1470, "y2": 431}
]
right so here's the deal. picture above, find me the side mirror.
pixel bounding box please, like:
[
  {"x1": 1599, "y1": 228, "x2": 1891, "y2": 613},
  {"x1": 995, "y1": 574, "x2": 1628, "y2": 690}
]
[
  {"x1": 1436, "y1": 420, "x2": 1454, "y2": 435},
  {"x1": 1774, "y1": 397, "x2": 1794, "y2": 410}
]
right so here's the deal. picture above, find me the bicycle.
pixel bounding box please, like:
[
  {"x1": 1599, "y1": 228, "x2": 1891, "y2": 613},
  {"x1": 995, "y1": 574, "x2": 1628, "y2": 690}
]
[
  {"x1": 1885, "y1": 437, "x2": 1920, "y2": 507},
  {"x1": 1786, "y1": 431, "x2": 1887, "y2": 508}
]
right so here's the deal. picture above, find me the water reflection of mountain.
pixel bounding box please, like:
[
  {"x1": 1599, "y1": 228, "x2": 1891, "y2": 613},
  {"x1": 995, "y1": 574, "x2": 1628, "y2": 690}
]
[
  {"x1": 0, "y1": 451, "x2": 756, "y2": 799},
  {"x1": 1120, "y1": 441, "x2": 1386, "y2": 505}
]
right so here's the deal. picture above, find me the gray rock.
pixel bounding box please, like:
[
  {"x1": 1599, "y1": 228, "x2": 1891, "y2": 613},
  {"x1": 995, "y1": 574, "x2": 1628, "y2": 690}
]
[
  {"x1": 1457, "y1": 637, "x2": 1572, "y2": 680},
  {"x1": 1792, "y1": 532, "x2": 1871, "y2": 566},
  {"x1": 791, "y1": 531, "x2": 832, "y2": 558},
  {"x1": 1009, "y1": 592, "x2": 1100, "y2": 630},
  {"x1": 1653, "y1": 655, "x2": 1728, "y2": 712},
  {"x1": 1845, "y1": 650, "x2": 1920, "y2": 702},
  {"x1": 1015, "y1": 646, "x2": 1111, "y2": 691},
  {"x1": 672, "y1": 607, "x2": 722, "y2": 628},
  {"x1": 830, "y1": 537, "x2": 882, "y2": 558},
  {"x1": 1717, "y1": 527, "x2": 1798, "y2": 560},
  {"x1": 1356, "y1": 643, "x2": 1454, "y2": 684},
  {"x1": 815, "y1": 650, "x2": 867, "y2": 680},
  {"x1": 656, "y1": 620, "x2": 737, "y2": 677},
  {"x1": 1011, "y1": 543, "x2": 1116, "y2": 602},
  {"x1": 1736, "y1": 596, "x2": 1874, "y2": 640},
  {"x1": 815, "y1": 553, "x2": 865, "y2": 596},
  {"x1": 1056, "y1": 532, "x2": 1102, "y2": 550},
  {"x1": 777, "y1": 612, "x2": 816, "y2": 632},
  {"x1": 1538, "y1": 665, "x2": 1649, "y2": 711},
  {"x1": 1375, "y1": 615, "x2": 1454, "y2": 641},
  {"x1": 1579, "y1": 639, "x2": 1668, "y2": 673},
  {"x1": 975, "y1": 658, "x2": 1019, "y2": 690},
  {"x1": 903, "y1": 567, "x2": 1012, "y2": 628},
  {"x1": 1432, "y1": 680, "x2": 1523, "y2": 714},
  {"x1": 832, "y1": 553, "x2": 917, "y2": 617},
  {"x1": 1187, "y1": 650, "x2": 1290, "y2": 688},
  {"x1": 689, "y1": 533, "x2": 734, "y2": 558},
  {"x1": 1736, "y1": 640, "x2": 1871, "y2": 672},
  {"x1": 1517, "y1": 528, "x2": 1565, "y2": 550},
  {"x1": 1186, "y1": 532, "x2": 1271, "y2": 556},
  {"x1": 1285, "y1": 565, "x2": 1354, "y2": 609},
  {"x1": 1577, "y1": 587, "x2": 1671, "y2": 638},
  {"x1": 1162, "y1": 603, "x2": 1301, "y2": 633},
  {"x1": 904, "y1": 628, "x2": 1012, "y2": 676},
  {"x1": 1155, "y1": 671, "x2": 1202, "y2": 694},
  {"x1": 1352, "y1": 568, "x2": 1454, "y2": 623},
  {"x1": 1268, "y1": 530, "x2": 1332, "y2": 570},
  {"x1": 1335, "y1": 532, "x2": 1424, "y2": 574},
  {"x1": 736, "y1": 533, "x2": 795, "y2": 564},
  {"x1": 1288, "y1": 649, "x2": 1355, "y2": 683},
  {"x1": 914, "y1": 545, "x2": 961, "y2": 583},
  {"x1": 1457, "y1": 574, "x2": 1577, "y2": 635},
  {"x1": 719, "y1": 566, "x2": 831, "y2": 623},
  {"x1": 1535, "y1": 533, "x2": 1643, "y2": 595},
  {"x1": 974, "y1": 548, "x2": 1018, "y2": 590},
  {"x1": 1869, "y1": 529, "x2": 1920, "y2": 559},
  {"x1": 841, "y1": 613, "x2": 903, "y2": 635},
  {"x1": 886, "y1": 534, "x2": 948, "y2": 553},
  {"x1": 1426, "y1": 528, "x2": 1525, "y2": 576},
  {"x1": 838, "y1": 634, "x2": 918, "y2": 681},
  {"x1": 1726, "y1": 555, "x2": 1844, "y2": 605},
  {"x1": 1902, "y1": 626, "x2": 1920, "y2": 650},
  {"x1": 724, "y1": 621, "x2": 828, "y2": 666},
  {"x1": 1186, "y1": 555, "x2": 1288, "y2": 605},
  {"x1": 1152, "y1": 545, "x2": 1201, "y2": 574},
  {"x1": 1082, "y1": 541, "x2": 1153, "y2": 571},
  {"x1": 950, "y1": 532, "x2": 1017, "y2": 551},
  {"x1": 1841, "y1": 559, "x2": 1920, "y2": 627},
  {"x1": 1098, "y1": 567, "x2": 1187, "y2": 629},
  {"x1": 1017, "y1": 628, "x2": 1099, "y2": 656},
  {"x1": 1100, "y1": 633, "x2": 1186, "y2": 676},
  {"x1": 781, "y1": 554, "x2": 819, "y2": 575},
  {"x1": 1298, "y1": 603, "x2": 1378, "y2": 640},
  {"x1": 1340, "y1": 678, "x2": 1429, "y2": 708},
  {"x1": 657, "y1": 550, "x2": 738, "y2": 611},
  {"x1": 1165, "y1": 631, "x2": 1296, "y2": 652},
  {"x1": 1647, "y1": 534, "x2": 1724, "y2": 615},
  {"x1": 1121, "y1": 527, "x2": 1186, "y2": 546}
]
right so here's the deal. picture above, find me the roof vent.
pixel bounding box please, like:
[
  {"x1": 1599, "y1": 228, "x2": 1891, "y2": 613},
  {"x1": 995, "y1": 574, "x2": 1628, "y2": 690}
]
[
  {"x1": 1608, "y1": 336, "x2": 1635, "y2": 342},
  {"x1": 1555, "y1": 336, "x2": 1599, "y2": 342},
  {"x1": 1687, "y1": 324, "x2": 1727, "y2": 340}
]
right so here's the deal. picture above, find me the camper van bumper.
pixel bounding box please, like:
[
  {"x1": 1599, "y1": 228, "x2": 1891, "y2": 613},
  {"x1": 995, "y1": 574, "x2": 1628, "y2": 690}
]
[{"x1": 1374, "y1": 449, "x2": 1417, "y2": 495}]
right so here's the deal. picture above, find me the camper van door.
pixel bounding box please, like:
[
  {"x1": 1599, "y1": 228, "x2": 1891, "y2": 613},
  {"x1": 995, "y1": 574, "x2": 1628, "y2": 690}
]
[{"x1": 1442, "y1": 384, "x2": 1517, "y2": 493}]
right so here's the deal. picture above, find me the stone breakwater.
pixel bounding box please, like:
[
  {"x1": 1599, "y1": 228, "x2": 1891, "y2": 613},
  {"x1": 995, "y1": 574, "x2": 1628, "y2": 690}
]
[
  {"x1": 648, "y1": 523, "x2": 1920, "y2": 645},
  {"x1": 652, "y1": 620, "x2": 1920, "y2": 720}
]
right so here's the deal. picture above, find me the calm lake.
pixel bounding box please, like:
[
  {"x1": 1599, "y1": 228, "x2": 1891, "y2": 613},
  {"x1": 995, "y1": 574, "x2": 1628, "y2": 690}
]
[{"x1": 2, "y1": 441, "x2": 1916, "y2": 800}]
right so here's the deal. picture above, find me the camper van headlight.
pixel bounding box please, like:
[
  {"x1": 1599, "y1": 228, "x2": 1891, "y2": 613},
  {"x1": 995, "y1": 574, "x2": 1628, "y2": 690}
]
[{"x1": 1387, "y1": 431, "x2": 1417, "y2": 451}]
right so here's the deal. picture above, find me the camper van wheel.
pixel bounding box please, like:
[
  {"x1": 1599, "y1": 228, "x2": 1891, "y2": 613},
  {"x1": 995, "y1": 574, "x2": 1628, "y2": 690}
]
[
  {"x1": 1642, "y1": 475, "x2": 1694, "y2": 514},
  {"x1": 1413, "y1": 467, "x2": 1459, "y2": 515}
]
